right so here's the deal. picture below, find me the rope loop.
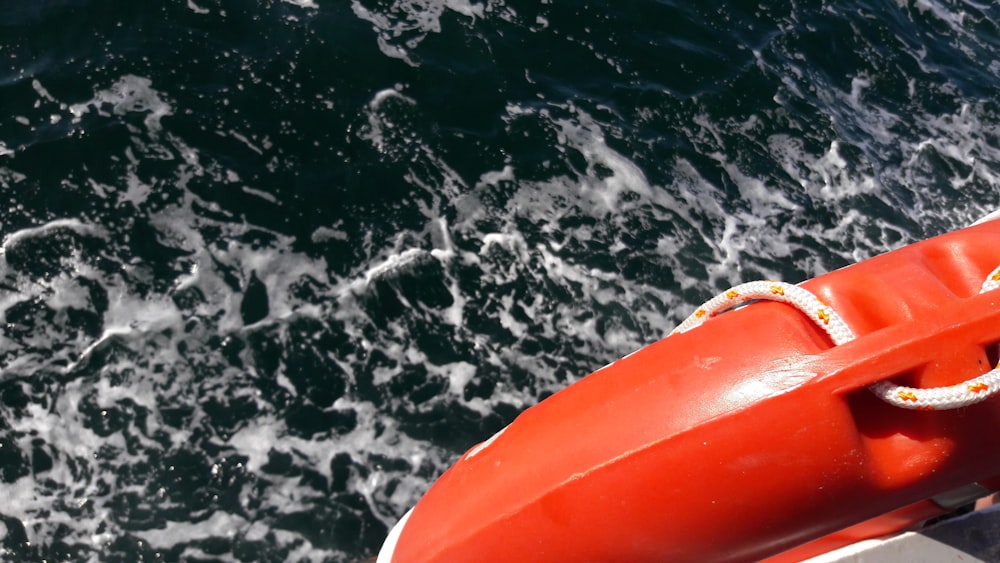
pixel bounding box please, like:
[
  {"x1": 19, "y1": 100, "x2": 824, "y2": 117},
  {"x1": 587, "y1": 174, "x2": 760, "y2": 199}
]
[{"x1": 675, "y1": 267, "x2": 1000, "y2": 411}]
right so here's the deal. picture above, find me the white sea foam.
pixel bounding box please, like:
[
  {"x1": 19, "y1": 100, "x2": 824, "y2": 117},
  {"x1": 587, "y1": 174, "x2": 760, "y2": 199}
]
[
  {"x1": 363, "y1": 248, "x2": 435, "y2": 286},
  {"x1": 69, "y1": 75, "x2": 173, "y2": 134},
  {"x1": 310, "y1": 225, "x2": 349, "y2": 243},
  {"x1": 351, "y1": 0, "x2": 486, "y2": 63},
  {"x1": 768, "y1": 136, "x2": 878, "y2": 200},
  {"x1": 0, "y1": 72, "x2": 417, "y2": 557},
  {"x1": 0, "y1": 218, "x2": 107, "y2": 254},
  {"x1": 31, "y1": 79, "x2": 58, "y2": 104},
  {"x1": 186, "y1": 0, "x2": 210, "y2": 14},
  {"x1": 281, "y1": 0, "x2": 318, "y2": 8},
  {"x1": 359, "y1": 87, "x2": 418, "y2": 157},
  {"x1": 476, "y1": 165, "x2": 515, "y2": 188}
]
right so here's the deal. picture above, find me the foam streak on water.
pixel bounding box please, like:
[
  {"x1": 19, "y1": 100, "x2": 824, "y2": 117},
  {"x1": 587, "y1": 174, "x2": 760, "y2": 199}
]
[{"x1": 1, "y1": 0, "x2": 1000, "y2": 561}]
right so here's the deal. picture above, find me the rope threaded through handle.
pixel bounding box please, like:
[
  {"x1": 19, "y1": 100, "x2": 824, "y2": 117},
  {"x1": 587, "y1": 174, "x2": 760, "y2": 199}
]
[{"x1": 674, "y1": 266, "x2": 1000, "y2": 411}]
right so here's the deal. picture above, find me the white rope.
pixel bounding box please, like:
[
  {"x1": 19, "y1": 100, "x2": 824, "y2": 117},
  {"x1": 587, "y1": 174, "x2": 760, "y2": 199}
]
[
  {"x1": 674, "y1": 270, "x2": 1000, "y2": 411},
  {"x1": 672, "y1": 281, "x2": 855, "y2": 345},
  {"x1": 982, "y1": 265, "x2": 1000, "y2": 293}
]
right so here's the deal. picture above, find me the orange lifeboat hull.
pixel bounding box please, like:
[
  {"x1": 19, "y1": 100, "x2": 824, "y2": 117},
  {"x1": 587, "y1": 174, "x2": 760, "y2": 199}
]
[{"x1": 378, "y1": 219, "x2": 1000, "y2": 562}]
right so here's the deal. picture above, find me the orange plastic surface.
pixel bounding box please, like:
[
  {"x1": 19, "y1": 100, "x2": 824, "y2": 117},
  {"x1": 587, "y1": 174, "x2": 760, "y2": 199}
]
[{"x1": 388, "y1": 219, "x2": 1000, "y2": 562}]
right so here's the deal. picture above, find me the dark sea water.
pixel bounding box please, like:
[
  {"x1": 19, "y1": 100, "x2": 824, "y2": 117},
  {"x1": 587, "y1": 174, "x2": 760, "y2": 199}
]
[{"x1": 2, "y1": 0, "x2": 1000, "y2": 561}]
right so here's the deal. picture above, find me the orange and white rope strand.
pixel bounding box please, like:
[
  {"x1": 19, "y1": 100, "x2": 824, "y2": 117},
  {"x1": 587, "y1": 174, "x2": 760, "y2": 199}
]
[{"x1": 674, "y1": 268, "x2": 1000, "y2": 411}]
